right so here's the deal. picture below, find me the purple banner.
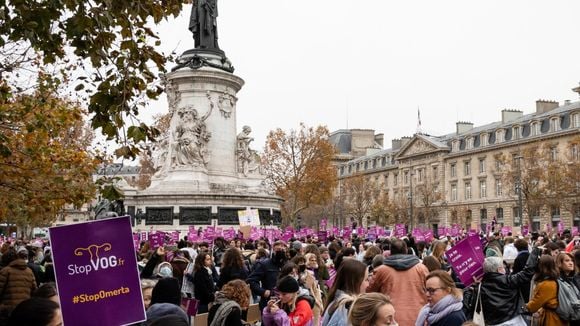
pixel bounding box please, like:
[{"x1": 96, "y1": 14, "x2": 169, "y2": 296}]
[
  {"x1": 49, "y1": 216, "x2": 146, "y2": 326},
  {"x1": 558, "y1": 222, "x2": 564, "y2": 234},
  {"x1": 446, "y1": 234, "x2": 484, "y2": 287},
  {"x1": 318, "y1": 230, "x2": 328, "y2": 243},
  {"x1": 500, "y1": 226, "x2": 512, "y2": 236},
  {"x1": 573, "y1": 227, "x2": 579, "y2": 236}
]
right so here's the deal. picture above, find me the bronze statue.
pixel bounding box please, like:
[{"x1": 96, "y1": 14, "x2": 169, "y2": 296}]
[{"x1": 189, "y1": 0, "x2": 220, "y2": 51}]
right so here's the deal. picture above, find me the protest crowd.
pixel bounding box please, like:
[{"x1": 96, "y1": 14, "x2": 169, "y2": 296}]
[{"x1": 1, "y1": 220, "x2": 580, "y2": 326}]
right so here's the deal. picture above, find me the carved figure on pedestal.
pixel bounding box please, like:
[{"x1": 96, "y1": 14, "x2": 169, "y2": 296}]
[
  {"x1": 217, "y1": 93, "x2": 235, "y2": 118},
  {"x1": 189, "y1": 0, "x2": 220, "y2": 50},
  {"x1": 171, "y1": 105, "x2": 212, "y2": 168},
  {"x1": 236, "y1": 126, "x2": 262, "y2": 176},
  {"x1": 162, "y1": 75, "x2": 181, "y2": 114}
]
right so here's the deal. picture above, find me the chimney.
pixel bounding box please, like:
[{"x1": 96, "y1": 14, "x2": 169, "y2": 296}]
[
  {"x1": 401, "y1": 136, "x2": 412, "y2": 148},
  {"x1": 392, "y1": 138, "x2": 402, "y2": 150},
  {"x1": 456, "y1": 121, "x2": 474, "y2": 135},
  {"x1": 565, "y1": 100, "x2": 572, "y2": 105},
  {"x1": 501, "y1": 109, "x2": 523, "y2": 123},
  {"x1": 374, "y1": 133, "x2": 384, "y2": 148},
  {"x1": 535, "y1": 100, "x2": 559, "y2": 114}
]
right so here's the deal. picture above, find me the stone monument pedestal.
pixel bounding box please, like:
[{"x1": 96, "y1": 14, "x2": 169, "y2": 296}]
[{"x1": 123, "y1": 52, "x2": 282, "y2": 232}]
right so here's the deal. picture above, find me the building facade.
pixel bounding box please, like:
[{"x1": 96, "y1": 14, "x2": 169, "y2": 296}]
[{"x1": 335, "y1": 94, "x2": 580, "y2": 232}]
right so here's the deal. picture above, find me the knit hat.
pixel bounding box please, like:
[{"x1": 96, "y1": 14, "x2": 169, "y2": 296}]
[
  {"x1": 146, "y1": 303, "x2": 188, "y2": 325},
  {"x1": 277, "y1": 275, "x2": 300, "y2": 293},
  {"x1": 150, "y1": 277, "x2": 181, "y2": 306},
  {"x1": 292, "y1": 241, "x2": 302, "y2": 251}
]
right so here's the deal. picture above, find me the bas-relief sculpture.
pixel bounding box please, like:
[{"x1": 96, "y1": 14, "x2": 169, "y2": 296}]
[
  {"x1": 171, "y1": 105, "x2": 212, "y2": 168},
  {"x1": 405, "y1": 140, "x2": 434, "y2": 156}
]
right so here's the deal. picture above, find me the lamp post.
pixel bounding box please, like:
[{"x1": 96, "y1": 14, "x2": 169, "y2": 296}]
[
  {"x1": 408, "y1": 168, "x2": 414, "y2": 230},
  {"x1": 516, "y1": 155, "x2": 523, "y2": 227}
]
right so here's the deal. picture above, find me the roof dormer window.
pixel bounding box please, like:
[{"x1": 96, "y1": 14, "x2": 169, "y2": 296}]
[
  {"x1": 466, "y1": 137, "x2": 474, "y2": 150},
  {"x1": 531, "y1": 122, "x2": 540, "y2": 136},
  {"x1": 480, "y1": 133, "x2": 488, "y2": 146},
  {"x1": 550, "y1": 117, "x2": 560, "y2": 132},
  {"x1": 573, "y1": 113, "x2": 580, "y2": 128},
  {"x1": 452, "y1": 140, "x2": 459, "y2": 152},
  {"x1": 513, "y1": 125, "x2": 521, "y2": 140},
  {"x1": 496, "y1": 129, "x2": 505, "y2": 143}
]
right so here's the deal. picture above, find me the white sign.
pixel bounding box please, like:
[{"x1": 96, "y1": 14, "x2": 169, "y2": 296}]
[{"x1": 238, "y1": 209, "x2": 260, "y2": 226}]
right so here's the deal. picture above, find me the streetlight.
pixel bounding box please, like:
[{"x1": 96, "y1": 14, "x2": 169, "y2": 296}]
[
  {"x1": 407, "y1": 168, "x2": 414, "y2": 230},
  {"x1": 515, "y1": 155, "x2": 523, "y2": 227}
]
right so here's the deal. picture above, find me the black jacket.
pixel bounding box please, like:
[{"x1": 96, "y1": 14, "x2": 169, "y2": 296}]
[
  {"x1": 246, "y1": 258, "x2": 280, "y2": 309},
  {"x1": 217, "y1": 266, "x2": 248, "y2": 289},
  {"x1": 208, "y1": 303, "x2": 244, "y2": 326},
  {"x1": 479, "y1": 247, "x2": 540, "y2": 325},
  {"x1": 512, "y1": 250, "x2": 531, "y2": 302},
  {"x1": 193, "y1": 267, "x2": 216, "y2": 305}
]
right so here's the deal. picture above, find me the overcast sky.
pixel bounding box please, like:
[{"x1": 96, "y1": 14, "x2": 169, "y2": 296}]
[{"x1": 149, "y1": 0, "x2": 580, "y2": 151}]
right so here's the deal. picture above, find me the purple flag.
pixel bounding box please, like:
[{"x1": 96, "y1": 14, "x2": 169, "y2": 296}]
[
  {"x1": 49, "y1": 216, "x2": 146, "y2": 326},
  {"x1": 522, "y1": 225, "x2": 529, "y2": 236}
]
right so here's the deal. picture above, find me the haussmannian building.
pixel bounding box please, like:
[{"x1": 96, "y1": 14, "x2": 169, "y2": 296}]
[{"x1": 333, "y1": 87, "x2": 580, "y2": 232}]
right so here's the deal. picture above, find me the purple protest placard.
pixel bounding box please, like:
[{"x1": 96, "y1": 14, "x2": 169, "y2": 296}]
[
  {"x1": 446, "y1": 234, "x2": 484, "y2": 287},
  {"x1": 500, "y1": 226, "x2": 512, "y2": 236},
  {"x1": 573, "y1": 227, "x2": 579, "y2": 236},
  {"x1": 394, "y1": 224, "x2": 407, "y2": 238},
  {"x1": 522, "y1": 225, "x2": 529, "y2": 236},
  {"x1": 318, "y1": 230, "x2": 328, "y2": 243},
  {"x1": 49, "y1": 216, "x2": 145, "y2": 326},
  {"x1": 558, "y1": 222, "x2": 564, "y2": 234}
]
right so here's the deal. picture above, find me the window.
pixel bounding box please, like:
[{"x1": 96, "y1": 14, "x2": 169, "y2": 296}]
[
  {"x1": 479, "y1": 159, "x2": 486, "y2": 174},
  {"x1": 466, "y1": 137, "x2": 474, "y2": 150},
  {"x1": 432, "y1": 166, "x2": 439, "y2": 180},
  {"x1": 481, "y1": 133, "x2": 488, "y2": 146},
  {"x1": 572, "y1": 144, "x2": 579, "y2": 161},
  {"x1": 450, "y1": 163, "x2": 456, "y2": 178},
  {"x1": 496, "y1": 129, "x2": 505, "y2": 143},
  {"x1": 480, "y1": 180, "x2": 487, "y2": 198},
  {"x1": 531, "y1": 122, "x2": 540, "y2": 136},
  {"x1": 418, "y1": 168, "x2": 424, "y2": 182},
  {"x1": 495, "y1": 179, "x2": 503, "y2": 197},
  {"x1": 452, "y1": 140, "x2": 459, "y2": 152},
  {"x1": 340, "y1": 167, "x2": 345, "y2": 175},
  {"x1": 384, "y1": 174, "x2": 389, "y2": 186},
  {"x1": 573, "y1": 113, "x2": 580, "y2": 128},
  {"x1": 382, "y1": 157, "x2": 387, "y2": 166},
  {"x1": 348, "y1": 165, "x2": 352, "y2": 173},
  {"x1": 496, "y1": 208, "x2": 504, "y2": 225},
  {"x1": 513, "y1": 207, "x2": 521, "y2": 227},
  {"x1": 464, "y1": 182, "x2": 472, "y2": 200},
  {"x1": 495, "y1": 160, "x2": 502, "y2": 171},
  {"x1": 550, "y1": 118, "x2": 560, "y2": 132},
  {"x1": 451, "y1": 184, "x2": 457, "y2": 201},
  {"x1": 404, "y1": 171, "x2": 409, "y2": 185},
  {"x1": 550, "y1": 147, "x2": 558, "y2": 161},
  {"x1": 464, "y1": 161, "x2": 471, "y2": 176},
  {"x1": 551, "y1": 206, "x2": 561, "y2": 227},
  {"x1": 513, "y1": 126, "x2": 521, "y2": 139},
  {"x1": 394, "y1": 174, "x2": 398, "y2": 186},
  {"x1": 480, "y1": 208, "x2": 487, "y2": 222},
  {"x1": 364, "y1": 161, "x2": 368, "y2": 169}
]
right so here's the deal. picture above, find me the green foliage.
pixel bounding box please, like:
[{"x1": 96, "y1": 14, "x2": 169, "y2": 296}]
[{"x1": 0, "y1": 0, "x2": 188, "y2": 158}]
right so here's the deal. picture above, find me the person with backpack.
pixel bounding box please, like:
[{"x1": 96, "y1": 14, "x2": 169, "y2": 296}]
[
  {"x1": 208, "y1": 279, "x2": 252, "y2": 326},
  {"x1": 262, "y1": 276, "x2": 313, "y2": 326},
  {"x1": 523, "y1": 255, "x2": 566, "y2": 326},
  {"x1": 555, "y1": 252, "x2": 580, "y2": 324},
  {"x1": 321, "y1": 259, "x2": 369, "y2": 326}
]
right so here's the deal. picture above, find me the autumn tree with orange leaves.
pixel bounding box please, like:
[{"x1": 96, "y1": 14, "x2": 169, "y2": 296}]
[
  {"x1": 262, "y1": 124, "x2": 337, "y2": 226},
  {"x1": 0, "y1": 78, "x2": 98, "y2": 232}
]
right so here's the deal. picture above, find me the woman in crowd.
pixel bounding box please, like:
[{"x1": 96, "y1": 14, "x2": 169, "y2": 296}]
[
  {"x1": 208, "y1": 279, "x2": 252, "y2": 326},
  {"x1": 430, "y1": 241, "x2": 450, "y2": 271},
  {"x1": 363, "y1": 245, "x2": 383, "y2": 267},
  {"x1": 303, "y1": 253, "x2": 324, "y2": 326},
  {"x1": 217, "y1": 248, "x2": 249, "y2": 289},
  {"x1": 8, "y1": 298, "x2": 62, "y2": 326},
  {"x1": 523, "y1": 255, "x2": 565, "y2": 326},
  {"x1": 321, "y1": 259, "x2": 369, "y2": 326},
  {"x1": 140, "y1": 279, "x2": 157, "y2": 310},
  {"x1": 557, "y1": 252, "x2": 580, "y2": 291},
  {"x1": 333, "y1": 247, "x2": 355, "y2": 270},
  {"x1": 193, "y1": 252, "x2": 217, "y2": 314},
  {"x1": 349, "y1": 292, "x2": 397, "y2": 326},
  {"x1": 415, "y1": 270, "x2": 466, "y2": 326},
  {"x1": 262, "y1": 276, "x2": 313, "y2": 326}
]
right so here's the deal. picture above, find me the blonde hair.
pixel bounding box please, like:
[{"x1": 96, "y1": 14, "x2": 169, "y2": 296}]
[
  {"x1": 426, "y1": 270, "x2": 462, "y2": 298},
  {"x1": 348, "y1": 293, "x2": 393, "y2": 326}
]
